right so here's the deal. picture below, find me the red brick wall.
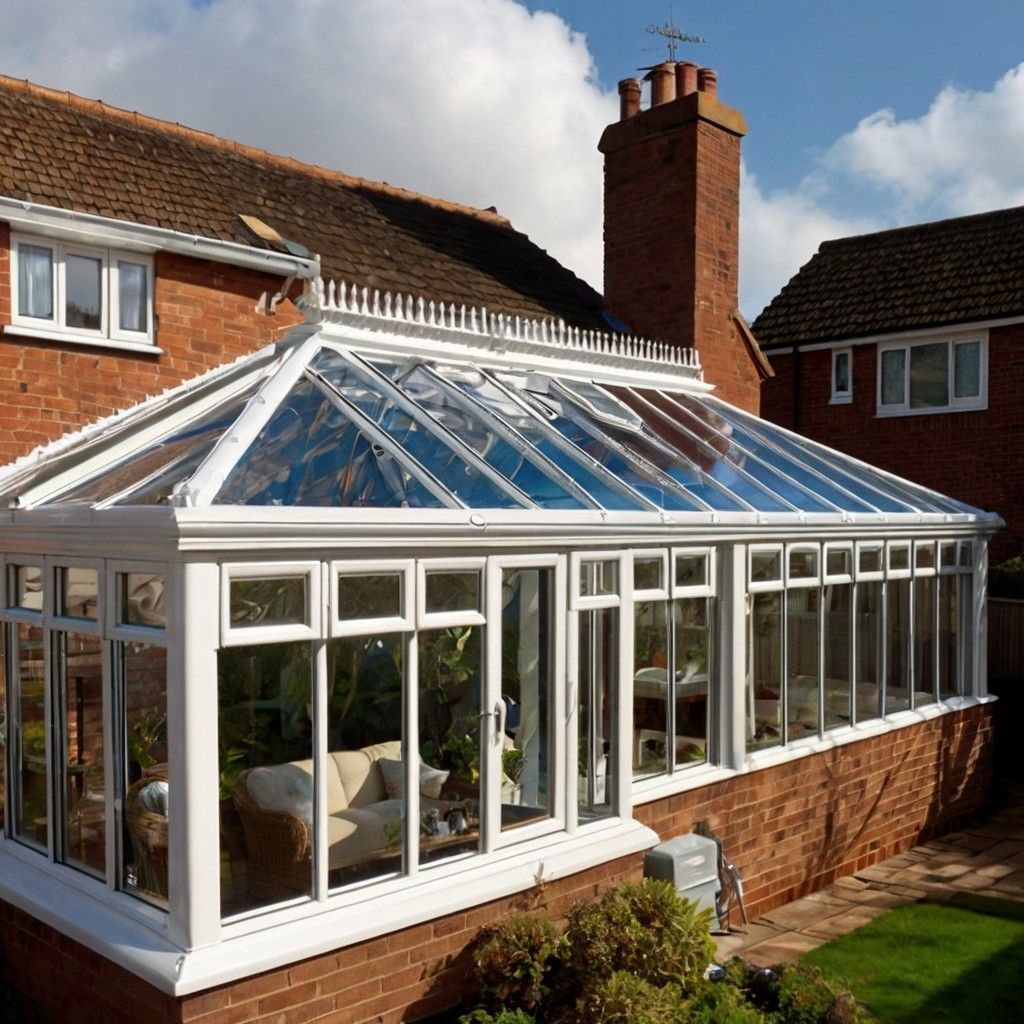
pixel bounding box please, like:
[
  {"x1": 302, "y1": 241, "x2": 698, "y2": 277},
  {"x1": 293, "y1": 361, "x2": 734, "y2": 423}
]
[
  {"x1": 0, "y1": 706, "x2": 993, "y2": 1024},
  {"x1": 0, "y1": 221, "x2": 303, "y2": 464},
  {"x1": 761, "y1": 332, "x2": 1021, "y2": 559},
  {"x1": 601, "y1": 99, "x2": 761, "y2": 414}
]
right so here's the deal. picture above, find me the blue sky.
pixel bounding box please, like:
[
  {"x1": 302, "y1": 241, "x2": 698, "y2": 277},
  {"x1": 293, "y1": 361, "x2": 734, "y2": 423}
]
[{"x1": 2, "y1": 1, "x2": 1024, "y2": 317}]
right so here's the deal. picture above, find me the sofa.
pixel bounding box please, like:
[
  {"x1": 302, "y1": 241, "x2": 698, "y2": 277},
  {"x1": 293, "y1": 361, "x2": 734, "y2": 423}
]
[{"x1": 232, "y1": 741, "x2": 457, "y2": 899}]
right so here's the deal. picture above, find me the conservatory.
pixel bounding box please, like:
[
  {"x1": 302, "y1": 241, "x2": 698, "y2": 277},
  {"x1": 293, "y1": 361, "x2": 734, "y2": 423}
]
[{"x1": 0, "y1": 281, "x2": 999, "y2": 996}]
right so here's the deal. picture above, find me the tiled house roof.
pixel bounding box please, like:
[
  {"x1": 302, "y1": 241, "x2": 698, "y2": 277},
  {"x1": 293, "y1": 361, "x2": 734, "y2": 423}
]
[
  {"x1": 0, "y1": 76, "x2": 607, "y2": 328},
  {"x1": 753, "y1": 205, "x2": 1024, "y2": 349}
]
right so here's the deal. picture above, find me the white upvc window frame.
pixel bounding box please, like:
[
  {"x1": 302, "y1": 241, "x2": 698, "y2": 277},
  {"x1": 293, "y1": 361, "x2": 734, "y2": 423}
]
[
  {"x1": 416, "y1": 558, "x2": 487, "y2": 628},
  {"x1": 105, "y1": 562, "x2": 168, "y2": 644},
  {"x1": 46, "y1": 556, "x2": 104, "y2": 636},
  {"x1": 914, "y1": 540, "x2": 937, "y2": 577},
  {"x1": 3, "y1": 559, "x2": 44, "y2": 622},
  {"x1": 631, "y1": 549, "x2": 669, "y2": 601},
  {"x1": 9, "y1": 231, "x2": 156, "y2": 351},
  {"x1": 823, "y1": 543, "x2": 854, "y2": 584},
  {"x1": 671, "y1": 546, "x2": 715, "y2": 598},
  {"x1": 876, "y1": 332, "x2": 988, "y2": 417},
  {"x1": 785, "y1": 543, "x2": 821, "y2": 589},
  {"x1": 748, "y1": 544, "x2": 783, "y2": 593},
  {"x1": 854, "y1": 541, "x2": 885, "y2": 582},
  {"x1": 220, "y1": 562, "x2": 322, "y2": 646},
  {"x1": 830, "y1": 348, "x2": 852, "y2": 404},
  {"x1": 886, "y1": 541, "x2": 912, "y2": 580},
  {"x1": 330, "y1": 558, "x2": 414, "y2": 637},
  {"x1": 570, "y1": 551, "x2": 622, "y2": 611}
]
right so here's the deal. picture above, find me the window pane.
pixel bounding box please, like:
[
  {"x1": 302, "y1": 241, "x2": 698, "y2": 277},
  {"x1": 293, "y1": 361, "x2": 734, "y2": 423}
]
[
  {"x1": 65, "y1": 253, "x2": 103, "y2": 331},
  {"x1": 914, "y1": 577, "x2": 936, "y2": 706},
  {"x1": 500, "y1": 567, "x2": 555, "y2": 830},
  {"x1": 748, "y1": 592, "x2": 782, "y2": 752},
  {"x1": 18, "y1": 243, "x2": 54, "y2": 319},
  {"x1": 909, "y1": 343, "x2": 949, "y2": 408},
  {"x1": 218, "y1": 642, "x2": 312, "y2": 916},
  {"x1": 826, "y1": 549, "x2": 851, "y2": 577},
  {"x1": 915, "y1": 544, "x2": 935, "y2": 571},
  {"x1": 12, "y1": 621, "x2": 47, "y2": 848},
  {"x1": 425, "y1": 570, "x2": 479, "y2": 615},
  {"x1": 824, "y1": 584, "x2": 851, "y2": 730},
  {"x1": 886, "y1": 579, "x2": 911, "y2": 712},
  {"x1": 0, "y1": 639, "x2": 5, "y2": 832},
  {"x1": 578, "y1": 607, "x2": 617, "y2": 818},
  {"x1": 119, "y1": 262, "x2": 149, "y2": 333},
  {"x1": 855, "y1": 582, "x2": 882, "y2": 723},
  {"x1": 938, "y1": 576, "x2": 959, "y2": 700},
  {"x1": 337, "y1": 573, "x2": 402, "y2": 621},
  {"x1": 674, "y1": 598, "x2": 710, "y2": 768},
  {"x1": 787, "y1": 588, "x2": 819, "y2": 741},
  {"x1": 889, "y1": 545, "x2": 910, "y2": 572},
  {"x1": 120, "y1": 573, "x2": 165, "y2": 629},
  {"x1": 326, "y1": 633, "x2": 404, "y2": 889},
  {"x1": 858, "y1": 547, "x2": 883, "y2": 575},
  {"x1": 789, "y1": 549, "x2": 818, "y2": 580},
  {"x1": 58, "y1": 567, "x2": 99, "y2": 619},
  {"x1": 418, "y1": 626, "x2": 482, "y2": 862},
  {"x1": 57, "y1": 631, "x2": 105, "y2": 879},
  {"x1": 10, "y1": 564, "x2": 42, "y2": 611},
  {"x1": 229, "y1": 576, "x2": 307, "y2": 628},
  {"x1": 580, "y1": 560, "x2": 618, "y2": 598},
  {"x1": 880, "y1": 349, "x2": 906, "y2": 406},
  {"x1": 121, "y1": 642, "x2": 169, "y2": 907},
  {"x1": 834, "y1": 351, "x2": 850, "y2": 394},
  {"x1": 954, "y1": 342, "x2": 981, "y2": 399},
  {"x1": 751, "y1": 550, "x2": 781, "y2": 584},
  {"x1": 633, "y1": 557, "x2": 663, "y2": 593},
  {"x1": 676, "y1": 554, "x2": 708, "y2": 589},
  {"x1": 633, "y1": 601, "x2": 669, "y2": 779}
]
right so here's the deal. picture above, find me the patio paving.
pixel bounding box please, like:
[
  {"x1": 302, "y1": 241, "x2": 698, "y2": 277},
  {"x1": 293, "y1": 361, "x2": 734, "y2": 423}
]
[{"x1": 712, "y1": 785, "x2": 1024, "y2": 967}]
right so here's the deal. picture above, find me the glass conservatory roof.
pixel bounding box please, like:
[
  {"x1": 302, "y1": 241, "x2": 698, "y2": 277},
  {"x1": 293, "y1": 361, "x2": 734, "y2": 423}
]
[{"x1": 0, "y1": 285, "x2": 993, "y2": 525}]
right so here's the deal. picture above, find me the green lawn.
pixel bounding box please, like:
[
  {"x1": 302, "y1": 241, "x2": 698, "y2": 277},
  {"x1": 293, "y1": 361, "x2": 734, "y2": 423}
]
[{"x1": 801, "y1": 894, "x2": 1024, "y2": 1023}]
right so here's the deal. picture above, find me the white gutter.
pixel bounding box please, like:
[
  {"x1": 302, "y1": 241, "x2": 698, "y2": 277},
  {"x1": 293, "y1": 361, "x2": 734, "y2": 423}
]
[{"x1": 0, "y1": 195, "x2": 320, "y2": 279}]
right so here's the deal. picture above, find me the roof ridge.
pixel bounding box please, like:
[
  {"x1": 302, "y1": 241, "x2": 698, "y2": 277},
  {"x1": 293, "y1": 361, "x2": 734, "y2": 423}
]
[
  {"x1": 821, "y1": 204, "x2": 1024, "y2": 250},
  {"x1": 0, "y1": 74, "x2": 513, "y2": 231}
]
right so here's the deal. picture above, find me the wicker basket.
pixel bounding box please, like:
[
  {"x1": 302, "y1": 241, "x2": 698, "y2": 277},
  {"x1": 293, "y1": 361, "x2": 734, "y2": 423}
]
[{"x1": 125, "y1": 772, "x2": 169, "y2": 901}]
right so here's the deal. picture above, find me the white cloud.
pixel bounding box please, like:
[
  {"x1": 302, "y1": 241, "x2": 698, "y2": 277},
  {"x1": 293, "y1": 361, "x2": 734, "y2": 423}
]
[{"x1": 0, "y1": 0, "x2": 616, "y2": 290}]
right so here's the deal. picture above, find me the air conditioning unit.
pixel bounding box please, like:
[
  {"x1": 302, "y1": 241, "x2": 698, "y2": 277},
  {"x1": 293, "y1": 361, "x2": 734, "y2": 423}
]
[{"x1": 643, "y1": 833, "x2": 718, "y2": 914}]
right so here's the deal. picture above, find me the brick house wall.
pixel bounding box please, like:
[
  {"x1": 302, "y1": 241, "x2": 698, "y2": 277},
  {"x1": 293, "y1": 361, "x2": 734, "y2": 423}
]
[
  {"x1": 0, "y1": 705, "x2": 993, "y2": 1024},
  {"x1": 761, "y1": 327, "x2": 1024, "y2": 560},
  {"x1": 0, "y1": 221, "x2": 303, "y2": 464}
]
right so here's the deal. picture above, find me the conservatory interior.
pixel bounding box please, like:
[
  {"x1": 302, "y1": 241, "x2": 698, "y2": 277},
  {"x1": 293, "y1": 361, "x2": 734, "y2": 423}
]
[{"x1": 0, "y1": 280, "x2": 998, "y2": 996}]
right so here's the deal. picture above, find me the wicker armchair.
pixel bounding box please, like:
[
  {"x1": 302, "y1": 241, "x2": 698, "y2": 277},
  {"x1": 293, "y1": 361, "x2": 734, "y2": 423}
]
[{"x1": 125, "y1": 772, "x2": 169, "y2": 902}]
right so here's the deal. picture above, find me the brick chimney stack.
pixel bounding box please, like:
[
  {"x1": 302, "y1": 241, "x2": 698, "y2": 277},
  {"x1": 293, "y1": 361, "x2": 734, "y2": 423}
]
[{"x1": 599, "y1": 65, "x2": 765, "y2": 413}]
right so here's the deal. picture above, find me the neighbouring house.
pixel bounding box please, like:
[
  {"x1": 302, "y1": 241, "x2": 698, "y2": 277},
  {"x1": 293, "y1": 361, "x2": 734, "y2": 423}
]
[
  {"x1": 0, "y1": 66, "x2": 999, "y2": 1024},
  {"x1": 754, "y1": 206, "x2": 1024, "y2": 562}
]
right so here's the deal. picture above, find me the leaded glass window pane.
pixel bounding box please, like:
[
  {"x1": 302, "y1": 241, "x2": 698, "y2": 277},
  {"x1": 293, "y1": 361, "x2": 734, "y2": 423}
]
[
  {"x1": 881, "y1": 349, "x2": 906, "y2": 406},
  {"x1": 66, "y1": 253, "x2": 102, "y2": 331},
  {"x1": 954, "y1": 341, "x2": 981, "y2": 399},
  {"x1": 909, "y1": 343, "x2": 948, "y2": 408},
  {"x1": 18, "y1": 243, "x2": 54, "y2": 319}
]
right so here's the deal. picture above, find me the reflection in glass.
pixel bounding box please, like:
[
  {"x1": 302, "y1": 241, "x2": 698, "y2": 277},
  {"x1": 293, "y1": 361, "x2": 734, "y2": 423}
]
[
  {"x1": 580, "y1": 560, "x2": 618, "y2": 598},
  {"x1": 886, "y1": 579, "x2": 911, "y2": 712},
  {"x1": 65, "y1": 253, "x2": 102, "y2": 330},
  {"x1": 337, "y1": 573, "x2": 402, "y2": 621},
  {"x1": 909, "y1": 343, "x2": 949, "y2": 408},
  {"x1": 634, "y1": 557, "x2": 663, "y2": 593},
  {"x1": 218, "y1": 642, "x2": 313, "y2": 916},
  {"x1": 855, "y1": 582, "x2": 883, "y2": 723},
  {"x1": 826, "y1": 549, "x2": 851, "y2": 577},
  {"x1": 787, "y1": 588, "x2": 820, "y2": 741},
  {"x1": 938, "y1": 576, "x2": 959, "y2": 700},
  {"x1": 674, "y1": 598, "x2": 709, "y2": 768},
  {"x1": 676, "y1": 554, "x2": 707, "y2": 589},
  {"x1": 118, "y1": 262, "x2": 148, "y2": 333},
  {"x1": 823, "y1": 585, "x2": 852, "y2": 729},
  {"x1": 881, "y1": 349, "x2": 906, "y2": 405},
  {"x1": 633, "y1": 601, "x2": 668, "y2": 779},
  {"x1": 18, "y1": 243, "x2": 54, "y2": 319},
  {"x1": 57, "y1": 632, "x2": 106, "y2": 878},
  {"x1": 418, "y1": 627, "x2": 482, "y2": 862},
  {"x1": 13, "y1": 621, "x2": 47, "y2": 848},
  {"x1": 789, "y1": 550, "x2": 818, "y2": 580},
  {"x1": 11, "y1": 564, "x2": 42, "y2": 611},
  {"x1": 327, "y1": 633, "x2": 405, "y2": 889},
  {"x1": 914, "y1": 577, "x2": 936, "y2": 706},
  {"x1": 889, "y1": 546, "x2": 910, "y2": 572},
  {"x1": 229, "y1": 576, "x2": 307, "y2": 628},
  {"x1": 120, "y1": 573, "x2": 165, "y2": 628},
  {"x1": 579, "y1": 606, "x2": 617, "y2": 818},
  {"x1": 751, "y1": 550, "x2": 780, "y2": 584},
  {"x1": 425, "y1": 571, "x2": 480, "y2": 615},
  {"x1": 500, "y1": 567, "x2": 554, "y2": 830},
  {"x1": 954, "y1": 342, "x2": 981, "y2": 399},
  {"x1": 858, "y1": 547, "x2": 883, "y2": 575},
  {"x1": 120, "y1": 642, "x2": 169, "y2": 907},
  {"x1": 748, "y1": 592, "x2": 782, "y2": 752},
  {"x1": 59, "y1": 567, "x2": 99, "y2": 619}
]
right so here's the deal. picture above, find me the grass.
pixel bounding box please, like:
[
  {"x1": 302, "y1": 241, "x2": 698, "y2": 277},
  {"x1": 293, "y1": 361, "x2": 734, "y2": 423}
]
[{"x1": 801, "y1": 894, "x2": 1024, "y2": 1023}]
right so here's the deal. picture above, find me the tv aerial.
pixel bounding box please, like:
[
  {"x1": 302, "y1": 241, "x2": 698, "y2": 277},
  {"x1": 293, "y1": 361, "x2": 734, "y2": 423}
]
[{"x1": 643, "y1": 5, "x2": 705, "y2": 65}]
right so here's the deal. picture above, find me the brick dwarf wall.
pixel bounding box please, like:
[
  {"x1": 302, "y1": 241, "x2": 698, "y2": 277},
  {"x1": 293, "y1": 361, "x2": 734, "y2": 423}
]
[
  {"x1": 0, "y1": 705, "x2": 993, "y2": 1024},
  {"x1": 600, "y1": 86, "x2": 763, "y2": 414},
  {"x1": 0, "y1": 221, "x2": 303, "y2": 464},
  {"x1": 761, "y1": 329, "x2": 1024, "y2": 560}
]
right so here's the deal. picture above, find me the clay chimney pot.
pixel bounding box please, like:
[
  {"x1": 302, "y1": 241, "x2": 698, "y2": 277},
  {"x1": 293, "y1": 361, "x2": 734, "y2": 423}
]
[
  {"x1": 676, "y1": 61, "x2": 698, "y2": 96},
  {"x1": 618, "y1": 77, "x2": 641, "y2": 121},
  {"x1": 648, "y1": 62, "x2": 676, "y2": 107},
  {"x1": 697, "y1": 67, "x2": 718, "y2": 97}
]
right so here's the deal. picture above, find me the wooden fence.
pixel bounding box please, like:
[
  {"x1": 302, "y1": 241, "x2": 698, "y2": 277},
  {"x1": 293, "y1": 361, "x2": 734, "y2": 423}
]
[{"x1": 989, "y1": 598, "x2": 1024, "y2": 681}]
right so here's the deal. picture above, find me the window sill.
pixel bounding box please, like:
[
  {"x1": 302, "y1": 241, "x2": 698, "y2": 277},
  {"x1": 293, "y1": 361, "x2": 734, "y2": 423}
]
[
  {"x1": 632, "y1": 762, "x2": 739, "y2": 805},
  {"x1": 875, "y1": 402, "x2": 987, "y2": 418},
  {"x1": 3, "y1": 323, "x2": 162, "y2": 355},
  {"x1": 828, "y1": 395, "x2": 852, "y2": 405}
]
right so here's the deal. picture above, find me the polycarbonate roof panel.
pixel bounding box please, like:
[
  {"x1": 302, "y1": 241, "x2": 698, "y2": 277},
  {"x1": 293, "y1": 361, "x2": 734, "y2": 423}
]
[{"x1": 3, "y1": 332, "x2": 989, "y2": 520}]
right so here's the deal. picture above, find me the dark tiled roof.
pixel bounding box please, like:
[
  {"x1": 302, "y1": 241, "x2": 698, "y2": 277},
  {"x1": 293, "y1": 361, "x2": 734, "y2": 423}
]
[
  {"x1": 0, "y1": 76, "x2": 606, "y2": 328},
  {"x1": 753, "y1": 206, "x2": 1024, "y2": 349}
]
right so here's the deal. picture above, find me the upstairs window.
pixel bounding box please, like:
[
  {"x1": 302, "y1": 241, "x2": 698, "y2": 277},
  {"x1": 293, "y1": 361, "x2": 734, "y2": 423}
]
[
  {"x1": 877, "y1": 334, "x2": 985, "y2": 415},
  {"x1": 830, "y1": 349, "x2": 852, "y2": 403},
  {"x1": 10, "y1": 233, "x2": 154, "y2": 349}
]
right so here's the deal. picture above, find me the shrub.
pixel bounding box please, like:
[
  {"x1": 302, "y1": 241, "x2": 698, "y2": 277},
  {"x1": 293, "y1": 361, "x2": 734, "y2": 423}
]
[
  {"x1": 471, "y1": 911, "x2": 566, "y2": 1012},
  {"x1": 560, "y1": 880, "x2": 715, "y2": 996},
  {"x1": 579, "y1": 970, "x2": 684, "y2": 1024},
  {"x1": 458, "y1": 1010, "x2": 537, "y2": 1024},
  {"x1": 681, "y1": 981, "x2": 767, "y2": 1024},
  {"x1": 769, "y1": 964, "x2": 875, "y2": 1024}
]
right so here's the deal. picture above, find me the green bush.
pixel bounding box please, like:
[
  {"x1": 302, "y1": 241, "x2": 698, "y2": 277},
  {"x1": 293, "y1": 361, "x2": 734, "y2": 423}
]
[
  {"x1": 579, "y1": 970, "x2": 684, "y2": 1024},
  {"x1": 458, "y1": 1010, "x2": 537, "y2": 1024},
  {"x1": 682, "y1": 981, "x2": 767, "y2": 1024},
  {"x1": 990, "y1": 554, "x2": 1024, "y2": 598},
  {"x1": 768, "y1": 964, "x2": 874, "y2": 1024},
  {"x1": 471, "y1": 911, "x2": 566, "y2": 1012},
  {"x1": 561, "y1": 880, "x2": 715, "y2": 996}
]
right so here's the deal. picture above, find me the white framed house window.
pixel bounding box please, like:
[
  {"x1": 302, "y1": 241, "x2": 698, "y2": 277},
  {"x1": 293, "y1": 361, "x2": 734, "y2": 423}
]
[
  {"x1": 220, "y1": 562, "x2": 321, "y2": 646},
  {"x1": 877, "y1": 333, "x2": 986, "y2": 416},
  {"x1": 831, "y1": 348, "x2": 852, "y2": 404},
  {"x1": 10, "y1": 233, "x2": 155, "y2": 350}
]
